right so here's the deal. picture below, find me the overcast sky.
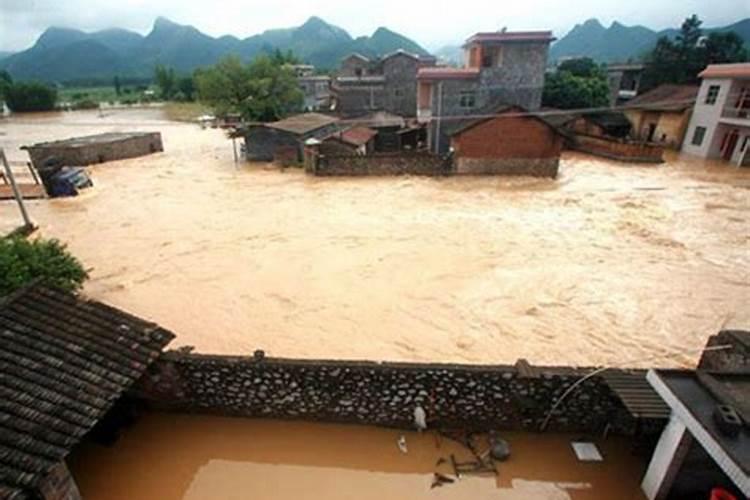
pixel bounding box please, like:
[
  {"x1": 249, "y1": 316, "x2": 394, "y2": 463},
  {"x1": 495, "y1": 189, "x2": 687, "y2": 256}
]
[{"x1": 1, "y1": 0, "x2": 746, "y2": 52}]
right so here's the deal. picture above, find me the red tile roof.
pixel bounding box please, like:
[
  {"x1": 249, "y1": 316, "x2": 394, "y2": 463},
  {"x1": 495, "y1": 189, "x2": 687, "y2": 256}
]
[
  {"x1": 465, "y1": 31, "x2": 555, "y2": 44},
  {"x1": 417, "y1": 67, "x2": 480, "y2": 80},
  {"x1": 699, "y1": 63, "x2": 750, "y2": 79},
  {"x1": 625, "y1": 84, "x2": 699, "y2": 112},
  {"x1": 339, "y1": 126, "x2": 378, "y2": 146}
]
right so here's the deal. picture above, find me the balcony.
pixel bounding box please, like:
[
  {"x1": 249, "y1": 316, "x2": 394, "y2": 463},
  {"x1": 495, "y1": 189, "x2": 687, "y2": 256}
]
[{"x1": 719, "y1": 107, "x2": 750, "y2": 126}]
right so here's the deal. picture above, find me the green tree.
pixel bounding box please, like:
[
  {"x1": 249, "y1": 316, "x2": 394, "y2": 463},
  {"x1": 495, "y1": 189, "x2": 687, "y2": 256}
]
[
  {"x1": 557, "y1": 58, "x2": 603, "y2": 79},
  {"x1": 177, "y1": 76, "x2": 196, "y2": 101},
  {"x1": 154, "y1": 64, "x2": 177, "y2": 100},
  {"x1": 196, "y1": 55, "x2": 303, "y2": 121},
  {"x1": 543, "y1": 70, "x2": 610, "y2": 110},
  {"x1": 704, "y1": 32, "x2": 748, "y2": 65},
  {"x1": 4, "y1": 82, "x2": 57, "y2": 112},
  {"x1": 0, "y1": 237, "x2": 88, "y2": 297},
  {"x1": 0, "y1": 70, "x2": 12, "y2": 100},
  {"x1": 114, "y1": 75, "x2": 122, "y2": 96}
]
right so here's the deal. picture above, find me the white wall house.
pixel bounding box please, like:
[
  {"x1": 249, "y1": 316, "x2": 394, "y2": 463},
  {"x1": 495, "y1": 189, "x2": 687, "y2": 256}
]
[{"x1": 682, "y1": 63, "x2": 750, "y2": 167}]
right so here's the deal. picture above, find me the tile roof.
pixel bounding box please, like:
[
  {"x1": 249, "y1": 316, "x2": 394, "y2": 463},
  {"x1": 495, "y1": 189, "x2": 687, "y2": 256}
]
[
  {"x1": 266, "y1": 113, "x2": 339, "y2": 135},
  {"x1": 464, "y1": 31, "x2": 556, "y2": 45},
  {"x1": 624, "y1": 84, "x2": 699, "y2": 112},
  {"x1": 0, "y1": 284, "x2": 174, "y2": 499},
  {"x1": 337, "y1": 127, "x2": 378, "y2": 147},
  {"x1": 417, "y1": 67, "x2": 480, "y2": 80},
  {"x1": 699, "y1": 63, "x2": 750, "y2": 80}
]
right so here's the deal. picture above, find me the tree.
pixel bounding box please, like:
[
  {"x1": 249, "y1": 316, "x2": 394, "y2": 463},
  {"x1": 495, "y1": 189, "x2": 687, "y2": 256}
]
[
  {"x1": 0, "y1": 70, "x2": 12, "y2": 100},
  {"x1": 0, "y1": 236, "x2": 88, "y2": 297},
  {"x1": 177, "y1": 76, "x2": 196, "y2": 101},
  {"x1": 154, "y1": 64, "x2": 177, "y2": 100},
  {"x1": 543, "y1": 71, "x2": 610, "y2": 109},
  {"x1": 557, "y1": 58, "x2": 603, "y2": 79},
  {"x1": 113, "y1": 75, "x2": 122, "y2": 96},
  {"x1": 4, "y1": 82, "x2": 57, "y2": 112},
  {"x1": 641, "y1": 15, "x2": 748, "y2": 89},
  {"x1": 196, "y1": 55, "x2": 303, "y2": 121}
]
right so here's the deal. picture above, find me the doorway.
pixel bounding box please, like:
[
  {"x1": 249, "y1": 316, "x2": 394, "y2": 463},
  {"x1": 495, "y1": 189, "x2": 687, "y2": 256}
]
[
  {"x1": 647, "y1": 123, "x2": 657, "y2": 142},
  {"x1": 721, "y1": 129, "x2": 740, "y2": 162}
]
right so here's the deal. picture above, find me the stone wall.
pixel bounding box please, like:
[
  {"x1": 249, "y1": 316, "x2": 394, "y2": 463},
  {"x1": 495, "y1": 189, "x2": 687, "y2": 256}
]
[
  {"x1": 139, "y1": 353, "x2": 641, "y2": 434},
  {"x1": 25, "y1": 132, "x2": 163, "y2": 167},
  {"x1": 572, "y1": 134, "x2": 664, "y2": 163},
  {"x1": 699, "y1": 330, "x2": 750, "y2": 373},
  {"x1": 455, "y1": 157, "x2": 559, "y2": 177},
  {"x1": 311, "y1": 151, "x2": 450, "y2": 176}
]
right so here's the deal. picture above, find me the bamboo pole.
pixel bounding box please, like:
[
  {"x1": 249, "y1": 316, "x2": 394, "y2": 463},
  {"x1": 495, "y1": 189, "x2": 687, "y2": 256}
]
[{"x1": 1, "y1": 149, "x2": 34, "y2": 230}]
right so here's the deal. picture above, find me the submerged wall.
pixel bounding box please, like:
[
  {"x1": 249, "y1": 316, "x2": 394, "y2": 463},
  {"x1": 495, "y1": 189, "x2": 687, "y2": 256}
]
[
  {"x1": 25, "y1": 132, "x2": 163, "y2": 167},
  {"x1": 138, "y1": 353, "x2": 646, "y2": 435},
  {"x1": 311, "y1": 151, "x2": 450, "y2": 176},
  {"x1": 571, "y1": 134, "x2": 664, "y2": 163}
]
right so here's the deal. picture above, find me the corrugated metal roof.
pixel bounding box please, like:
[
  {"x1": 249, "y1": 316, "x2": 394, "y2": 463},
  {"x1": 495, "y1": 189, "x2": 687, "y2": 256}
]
[
  {"x1": 603, "y1": 369, "x2": 670, "y2": 420},
  {"x1": 0, "y1": 284, "x2": 174, "y2": 498}
]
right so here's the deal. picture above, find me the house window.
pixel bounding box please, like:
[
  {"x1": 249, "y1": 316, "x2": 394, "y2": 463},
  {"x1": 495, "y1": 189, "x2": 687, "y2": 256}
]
[
  {"x1": 705, "y1": 85, "x2": 720, "y2": 105},
  {"x1": 691, "y1": 126, "x2": 707, "y2": 146},
  {"x1": 459, "y1": 91, "x2": 476, "y2": 109}
]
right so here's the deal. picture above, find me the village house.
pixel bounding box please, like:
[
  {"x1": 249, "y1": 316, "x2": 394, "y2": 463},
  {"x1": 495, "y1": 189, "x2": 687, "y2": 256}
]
[
  {"x1": 239, "y1": 113, "x2": 340, "y2": 164},
  {"x1": 446, "y1": 106, "x2": 564, "y2": 177},
  {"x1": 622, "y1": 84, "x2": 698, "y2": 148},
  {"x1": 682, "y1": 63, "x2": 750, "y2": 166},
  {"x1": 331, "y1": 50, "x2": 437, "y2": 117},
  {"x1": 417, "y1": 31, "x2": 555, "y2": 154},
  {"x1": 606, "y1": 63, "x2": 645, "y2": 106},
  {"x1": 291, "y1": 64, "x2": 332, "y2": 112}
]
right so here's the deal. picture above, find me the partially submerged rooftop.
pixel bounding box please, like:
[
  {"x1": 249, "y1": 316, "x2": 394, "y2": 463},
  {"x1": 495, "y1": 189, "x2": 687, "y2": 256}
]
[
  {"x1": 624, "y1": 84, "x2": 699, "y2": 112},
  {"x1": 266, "y1": 113, "x2": 339, "y2": 136},
  {"x1": 0, "y1": 284, "x2": 174, "y2": 499},
  {"x1": 23, "y1": 132, "x2": 160, "y2": 150}
]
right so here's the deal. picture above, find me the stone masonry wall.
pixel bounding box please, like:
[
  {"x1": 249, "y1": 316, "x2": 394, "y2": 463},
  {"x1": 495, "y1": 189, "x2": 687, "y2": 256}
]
[
  {"x1": 699, "y1": 330, "x2": 750, "y2": 373},
  {"x1": 313, "y1": 151, "x2": 450, "y2": 176},
  {"x1": 455, "y1": 157, "x2": 559, "y2": 177},
  {"x1": 139, "y1": 353, "x2": 640, "y2": 435}
]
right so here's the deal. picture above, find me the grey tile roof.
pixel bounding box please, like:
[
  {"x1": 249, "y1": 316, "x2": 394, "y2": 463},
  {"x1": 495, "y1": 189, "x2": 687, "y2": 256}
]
[{"x1": 0, "y1": 284, "x2": 174, "y2": 499}]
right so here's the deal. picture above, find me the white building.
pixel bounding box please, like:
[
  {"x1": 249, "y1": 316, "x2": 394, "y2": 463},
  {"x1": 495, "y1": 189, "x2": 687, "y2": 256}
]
[{"x1": 682, "y1": 63, "x2": 750, "y2": 167}]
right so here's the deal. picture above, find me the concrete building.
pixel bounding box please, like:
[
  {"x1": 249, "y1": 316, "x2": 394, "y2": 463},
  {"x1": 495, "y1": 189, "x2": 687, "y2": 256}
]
[
  {"x1": 623, "y1": 84, "x2": 698, "y2": 149},
  {"x1": 331, "y1": 50, "x2": 437, "y2": 117},
  {"x1": 417, "y1": 31, "x2": 555, "y2": 153},
  {"x1": 682, "y1": 63, "x2": 750, "y2": 166},
  {"x1": 290, "y1": 64, "x2": 332, "y2": 112},
  {"x1": 607, "y1": 63, "x2": 645, "y2": 106},
  {"x1": 447, "y1": 106, "x2": 563, "y2": 177}
]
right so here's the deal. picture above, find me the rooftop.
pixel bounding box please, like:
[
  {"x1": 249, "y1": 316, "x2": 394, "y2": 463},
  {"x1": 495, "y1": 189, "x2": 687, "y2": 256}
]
[
  {"x1": 23, "y1": 132, "x2": 158, "y2": 150},
  {"x1": 417, "y1": 67, "x2": 480, "y2": 80},
  {"x1": 0, "y1": 284, "x2": 174, "y2": 499},
  {"x1": 699, "y1": 63, "x2": 750, "y2": 80},
  {"x1": 334, "y1": 126, "x2": 378, "y2": 147},
  {"x1": 624, "y1": 84, "x2": 699, "y2": 112},
  {"x1": 464, "y1": 31, "x2": 556, "y2": 45},
  {"x1": 267, "y1": 113, "x2": 339, "y2": 135}
]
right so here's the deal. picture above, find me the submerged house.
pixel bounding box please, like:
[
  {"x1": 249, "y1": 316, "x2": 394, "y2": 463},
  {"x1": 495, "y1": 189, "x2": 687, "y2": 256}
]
[
  {"x1": 417, "y1": 30, "x2": 555, "y2": 154},
  {"x1": 447, "y1": 106, "x2": 564, "y2": 177},
  {"x1": 0, "y1": 284, "x2": 174, "y2": 500},
  {"x1": 682, "y1": 63, "x2": 750, "y2": 166},
  {"x1": 623, "y1": 84, "x2": 699, "y2": 148},
  {"x1": 240, "y1": 113, "x2": 340, "y2": 163}
]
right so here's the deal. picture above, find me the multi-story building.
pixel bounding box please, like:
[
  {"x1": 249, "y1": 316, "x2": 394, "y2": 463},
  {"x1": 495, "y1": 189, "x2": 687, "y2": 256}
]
[
  {"x1": 606, "y1": 63, "x2": 645, "y2": 106},
  {"x1": 290, "y1": 64, "x2": 332, "y2": 112},
  {"x1": 682, "y1": 63, "x2": 750, "y2": 166},
  {"x1": 331, "y1": 50, "x2": 437, "y2": 117},
  {"x1": 417, "y1": 31, "x2": 555, "y2": 153}
]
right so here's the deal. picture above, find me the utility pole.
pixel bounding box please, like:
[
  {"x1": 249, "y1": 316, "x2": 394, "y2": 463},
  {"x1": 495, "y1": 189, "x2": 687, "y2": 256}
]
[{"x1": 1, "y1": 149, "x2": 34, "y2": 230}]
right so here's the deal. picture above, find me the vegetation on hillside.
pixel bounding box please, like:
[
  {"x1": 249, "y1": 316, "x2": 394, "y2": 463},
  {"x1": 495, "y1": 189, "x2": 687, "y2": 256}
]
[
  {"x1": 0, "y1": 237, "x2": 88, "y2": 297},
  {"x1": 4, "y1": 81, "x2": 58, "y2": 112},
  {"x1": 641, "y1": 15, "x2": 749, "y2": 90},
  {"x1": 542, "y1": 57, "x2": 610, "y2": 110},
  {"x1": 195, "y1": 54, "x2": 303, "y2": 121}
]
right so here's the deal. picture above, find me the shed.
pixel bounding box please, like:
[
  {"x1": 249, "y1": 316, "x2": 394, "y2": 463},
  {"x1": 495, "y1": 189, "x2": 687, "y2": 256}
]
[
  {"x1": 0, "y1": 284, "x2": 174, "y2": 500},
  {"x1": 447, "y1": 106, "x2": 564, "y2": 177},
  {"x1": 241, "y1": 113, "x2": 340, "y2": 163}
]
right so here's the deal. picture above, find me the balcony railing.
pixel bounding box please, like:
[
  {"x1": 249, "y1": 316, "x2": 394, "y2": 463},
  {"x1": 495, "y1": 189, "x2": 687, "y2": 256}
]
[{"x1": 722, "y1": 107, "x2": 750, "y2": 121}]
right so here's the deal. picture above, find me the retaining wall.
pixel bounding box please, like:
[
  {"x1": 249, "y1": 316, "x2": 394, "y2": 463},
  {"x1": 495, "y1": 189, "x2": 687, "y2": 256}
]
[
  {"x1": 571, "y1": 134, "x2": 664, "y2": 163},
  {"x1": 138, "y1": 353, "x2": 644, "y2": 435}
]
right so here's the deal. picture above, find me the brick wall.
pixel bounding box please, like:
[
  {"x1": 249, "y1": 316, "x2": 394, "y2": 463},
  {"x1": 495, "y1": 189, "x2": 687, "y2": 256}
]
[
  {"x1": 572, "y1": 134, "x2": 664, "y2": 163},
  {"x1": 312, "y1": 151, "x2": 450, "y2": 176},
  {"x1": 138, "y1": 353, "x2": 642, "y2": 434}
]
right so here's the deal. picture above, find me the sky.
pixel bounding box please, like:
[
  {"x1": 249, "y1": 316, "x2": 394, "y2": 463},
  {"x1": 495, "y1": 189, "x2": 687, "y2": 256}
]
[{"x1": 1, "y1": 0, "x2": 747, "y2": 52}]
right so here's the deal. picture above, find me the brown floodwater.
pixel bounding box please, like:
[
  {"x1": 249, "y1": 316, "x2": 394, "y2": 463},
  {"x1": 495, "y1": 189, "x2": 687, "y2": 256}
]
[
  {"x1": 1, "y1": 109, "x2": 748, "y2": 366},
  {"x1": 67, "y1": 413, "x2": 647, "y2": 500}
]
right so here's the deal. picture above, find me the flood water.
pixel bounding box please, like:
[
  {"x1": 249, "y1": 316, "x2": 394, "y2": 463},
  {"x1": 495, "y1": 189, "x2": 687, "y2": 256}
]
[
  {"x1": 68, "y1": 413, "x2": 647, "y2": 500},
  {"x1": 1, "y1": 109, "x2": 748, "y2": 366}
]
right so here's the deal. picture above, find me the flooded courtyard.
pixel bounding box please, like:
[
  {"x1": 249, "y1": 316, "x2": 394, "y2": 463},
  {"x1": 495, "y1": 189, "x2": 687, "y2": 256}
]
[
  {"x1": 1, "y1": 108, "x2": 748, "y2": 366},
  {"x1": 68, "y1": 413, "x2": 647, "y2": 500}
]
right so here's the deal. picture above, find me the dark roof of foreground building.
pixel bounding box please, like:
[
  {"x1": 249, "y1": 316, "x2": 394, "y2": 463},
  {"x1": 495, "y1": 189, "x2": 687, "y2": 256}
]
[
  {"x1": 0, "y1": 284, "x2": 174, "y2": 499},
  {"x1": 22, "y1": 132, "x2": 158, "y2": 150},
  {"x1": 624, "y1": 84, "x2": 699, "y2": 112},
  {"x1": 266, "y1": 113, "x2": 339, "y2": 135}
]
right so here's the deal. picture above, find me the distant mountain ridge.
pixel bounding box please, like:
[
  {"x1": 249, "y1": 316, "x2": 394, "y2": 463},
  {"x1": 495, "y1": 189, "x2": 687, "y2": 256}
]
[
  {"x1": 550, "y1": 18, "x2": 750, "y2": 63},
  {"x1": 1, "y1": 16, "x2": 430, "y2": 82}
]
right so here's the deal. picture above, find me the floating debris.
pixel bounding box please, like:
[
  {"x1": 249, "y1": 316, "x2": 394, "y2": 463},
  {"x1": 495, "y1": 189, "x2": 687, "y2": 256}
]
[{"x1": 397, "y1": 435, "x2": 408, "y2": 454}]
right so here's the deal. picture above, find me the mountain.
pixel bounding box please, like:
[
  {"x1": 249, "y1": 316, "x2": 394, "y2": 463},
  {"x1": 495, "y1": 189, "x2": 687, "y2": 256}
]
[
  {"x1": 0, "y1": 52, "x2": 14, "y2": 62},
  {"x1": 551, "y1": 18, "x2": 750, "y2": 63},
  {"x1": 1, "y1": 17, "x2": 430, "y2": 83}
]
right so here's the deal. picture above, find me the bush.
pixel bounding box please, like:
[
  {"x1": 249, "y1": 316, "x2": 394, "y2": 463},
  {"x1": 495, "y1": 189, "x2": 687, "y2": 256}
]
[
  {"x1": 4, "y1": 82, "x2": 58, "y2": 112},
  {"x1": 0, "y1": 237, "x2": 88, "y2": 296}
]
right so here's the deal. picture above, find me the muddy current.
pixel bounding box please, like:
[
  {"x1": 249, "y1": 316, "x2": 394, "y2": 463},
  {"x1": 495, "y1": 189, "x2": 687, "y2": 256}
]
[{"x1": 1, "y1": 109, "x2": 748, "y2": 367}]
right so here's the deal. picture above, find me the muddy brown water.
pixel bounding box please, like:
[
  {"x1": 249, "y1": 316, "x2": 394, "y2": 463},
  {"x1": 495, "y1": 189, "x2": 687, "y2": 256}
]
[
  {"x1": 1, "y1": 109, "x2": 748, "y2": 366},
  {"x1": 68, "y1": 413, "x2": 647, "y2": 500}
]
